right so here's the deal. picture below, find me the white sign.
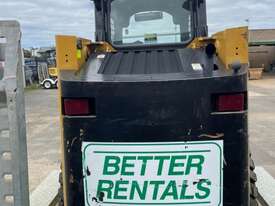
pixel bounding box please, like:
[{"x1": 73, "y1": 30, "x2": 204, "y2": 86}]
[{"x1": 82, "y1": 141, "x2": 223, "y2": 206}]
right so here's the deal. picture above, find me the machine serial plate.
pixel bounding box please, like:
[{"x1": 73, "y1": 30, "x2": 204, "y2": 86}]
[{"x1": 82, "y1": 141, "x2": 223, "y2": 206}]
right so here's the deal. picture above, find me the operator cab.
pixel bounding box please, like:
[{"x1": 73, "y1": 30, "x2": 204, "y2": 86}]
[
  {"x1": 83, "y1": 0, "x2": 214, "y2": 76},
  {"x1": 93, "y1": 0, "x2": 208, "y2": 49},
  {"x1": 121, "y1": 11, "x2": 183, "y2": 45}
]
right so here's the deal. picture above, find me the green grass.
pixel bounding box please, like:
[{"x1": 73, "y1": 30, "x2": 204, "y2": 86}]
[{"x1": 25, "y1": 84, "x2": 40, "y2": 91}]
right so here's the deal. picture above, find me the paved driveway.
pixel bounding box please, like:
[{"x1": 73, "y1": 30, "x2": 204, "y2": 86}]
[
  {"x1": 249, "y1": 75, "x2": 275, "y2": 178},
  {"x1": 25, "y1": 89, "x2": 60, "y2": 191}
]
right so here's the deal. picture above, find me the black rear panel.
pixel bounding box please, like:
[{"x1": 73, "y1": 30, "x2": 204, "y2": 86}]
[
  {"x1": 60, "y1": 70, "x2": 249, "y2": 206},
  {"x1": 98, "y1": 49, "x2": 206, "y2": 75}
]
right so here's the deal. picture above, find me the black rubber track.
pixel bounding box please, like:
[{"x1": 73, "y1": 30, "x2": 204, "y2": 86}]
[
  {"x1": 250, "y1": 154, "x2": 259, "y2": 206},
  {"x1": 58, "y1": 167, "x2": 64, "y2": 206}
]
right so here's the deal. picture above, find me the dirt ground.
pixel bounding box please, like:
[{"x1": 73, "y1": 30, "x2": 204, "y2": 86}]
[{"x1": 25, "y1": 75, "x2": 275, "y2": 191}]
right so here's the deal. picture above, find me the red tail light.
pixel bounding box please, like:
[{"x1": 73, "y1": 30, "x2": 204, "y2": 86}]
[
  {"x1": 216, "y1": 93, "x2": 245, "y2": 112},
  {"x1": 63, "y1": 99, "x2": 90, "y2": 116}
]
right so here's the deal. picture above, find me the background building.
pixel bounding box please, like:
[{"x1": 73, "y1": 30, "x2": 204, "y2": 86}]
[{"x1": 249, "y1": 29, "x2": 275, "y2": 72}]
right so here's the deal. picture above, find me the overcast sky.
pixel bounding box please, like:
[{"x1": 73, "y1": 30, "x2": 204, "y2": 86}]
[{"x1": 0, "y1": 0, "x2": 275, "y2": 48}]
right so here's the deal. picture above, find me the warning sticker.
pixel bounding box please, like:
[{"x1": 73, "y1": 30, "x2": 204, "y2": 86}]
[{"x1": 82, "y1": 141, "x2": 223, "y2": 206}]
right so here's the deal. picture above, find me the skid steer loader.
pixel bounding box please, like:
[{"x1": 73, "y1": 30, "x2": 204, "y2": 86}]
[{"x1": 56, "y1": 0, "x2": 258, "y2": 205}]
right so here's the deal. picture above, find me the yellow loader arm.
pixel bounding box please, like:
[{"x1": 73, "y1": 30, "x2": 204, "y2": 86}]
[
  {"x1": 55, "y1": 35, "x2": 114, "y2": 71},
  {"x1": 189, "y1": 27, "x2": 249, "y2": 69},
  {"x1": 213, "y1": 27, "x2": 249, "y2": 69}
]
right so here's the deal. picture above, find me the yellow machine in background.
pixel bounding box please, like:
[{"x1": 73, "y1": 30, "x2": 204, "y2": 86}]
[
  {"x1": 49, "y1": 67, "x2": 58, "y2": 77},
  {"x1": 40, "y1": 66, "x2": 58, "y2": 89}
]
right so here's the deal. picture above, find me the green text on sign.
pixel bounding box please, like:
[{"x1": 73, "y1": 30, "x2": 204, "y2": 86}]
[{"x1": 82, "y1": 141, "x2": 223, "y2": 206}]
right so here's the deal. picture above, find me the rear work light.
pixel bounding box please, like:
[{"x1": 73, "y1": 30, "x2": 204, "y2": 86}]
[
  {"x1": 63, "y1": 99, "x2": 91, "y2": 116},
  {"x1": 214, "y1": 93, "x2": 246, "y2": 112}
]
